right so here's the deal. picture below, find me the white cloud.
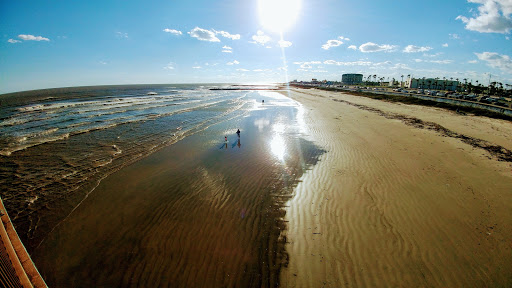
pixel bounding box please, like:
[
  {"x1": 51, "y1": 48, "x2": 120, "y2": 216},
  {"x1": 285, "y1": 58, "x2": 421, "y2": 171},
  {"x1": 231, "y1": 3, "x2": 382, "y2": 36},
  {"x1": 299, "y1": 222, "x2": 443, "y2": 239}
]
[
  {"x1": 293, "y1": 61, "x2": 323, "y2": 70},
  {"x1": 322, "y1": 39, "x2": 343, "y2": 50},
  {"x1": 293, "y1": 61, "x2": 322, "y2": 65},
  {"x1": 8, "y1": 39, "x2": 21, "y2": 43},
  {"x1": 237, "y1": 68, "x2": 250, "y2": 72},
  {"x1": 18, "y1": 34, "x2": 50, "y2": 41},
  {"x1": 442, "y1": 43, "x2": 449, "y2": 47},
  {"x1": 468, "y1": 60, "x2": 478, "y2": 63},
  {"x1": 251, "y1": 30, "x2": 271, "y2": 45},
  {"x1": 348, "y1": 45, "x2": 357, "y2": 50},
  {"x1": 309, "y1": 59, "x2": 390, "y2": 67},
  {"x1": 430, "y1": 60, "x2": 454, "y2": 64},
  {"x1": 214, "y1": 30, "x2": 240, "y2": 40},
  {"x1": 403, "y1": 45, "x2": 433, "y2": 53},
  {"x1": 322, "y1": 60, "x2": 338, "y2": 65},
  {"x1": 192, "y1": 66, "x2": 202, "y2": 69},
  {"x1": 359, "y1": 42, "x2": 397, "y2": 52},
  {"x1": 475, "y1": 51, "x2": 512, "y2": 72},
  {"x1": 392, "y1": 63, "x2": 412, "y2": 70},
  {"x1": 414, "y1": 59, "x2": 453, "y2": 64},
  {"x1": 163, "y1": 28, "x2": 182, "y2": 35},
  {"x1": 423, "y1": 52, "x2": 443, "y2": 57},
  {"x1": 115, "y1": 32, "x2": 128, "y2": 39},
  {"x1": 295, "y1": 60, "x2": 378, "y2": 69},
  {"x1": 227, "y1": 60, "x2": 240, "y2": 65},
  {"x1": 222, "y1": 45, "x2": 233, "y2": 53},
  {"x1": 278, "y1": 40, "x2": 292, "y2": 48},
  {"x1": 188, "y1": 27, "x2": 220, "y2": 42},
  {"x1": 164, "y1": 62, "x2": 175, "y2": 70},
  {"x1": 449, "y1": 33, "x2": 460, "y2": 39},
  {"x1": 456, "y1": 0, "x2": 512, "y2": 33}
]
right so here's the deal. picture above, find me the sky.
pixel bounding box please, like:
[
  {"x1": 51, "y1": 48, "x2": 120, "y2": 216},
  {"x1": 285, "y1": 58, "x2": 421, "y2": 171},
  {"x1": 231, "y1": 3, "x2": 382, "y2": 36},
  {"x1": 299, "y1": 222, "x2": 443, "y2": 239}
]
[{"x1": 1, "y1": 0, "x2": 512, "y2": 93}]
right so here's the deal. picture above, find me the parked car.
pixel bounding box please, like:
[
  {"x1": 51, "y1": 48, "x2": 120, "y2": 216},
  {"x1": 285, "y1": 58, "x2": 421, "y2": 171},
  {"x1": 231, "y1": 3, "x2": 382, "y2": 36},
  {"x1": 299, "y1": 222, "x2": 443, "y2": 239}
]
[
  {"x1": 479, "y1": 96, "x2": 490, "y2": 103},
  {"x1": 465, "y1": 94, "x2": 477, "y2": 101}
]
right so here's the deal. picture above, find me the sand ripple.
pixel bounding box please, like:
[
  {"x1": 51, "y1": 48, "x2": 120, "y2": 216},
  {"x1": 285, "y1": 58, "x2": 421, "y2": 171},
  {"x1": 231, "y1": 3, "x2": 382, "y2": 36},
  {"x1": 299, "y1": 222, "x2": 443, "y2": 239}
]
[{"x1": 281, "y1": 89, "x2": 512, "y2": 287}]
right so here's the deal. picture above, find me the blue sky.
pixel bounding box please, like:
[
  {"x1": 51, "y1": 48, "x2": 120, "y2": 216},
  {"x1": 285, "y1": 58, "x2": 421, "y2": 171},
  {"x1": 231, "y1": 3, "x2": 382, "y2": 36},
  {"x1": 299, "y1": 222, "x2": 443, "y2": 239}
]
[{"x1": 1, "y1": 0, "x2": 511, "y2": 93}]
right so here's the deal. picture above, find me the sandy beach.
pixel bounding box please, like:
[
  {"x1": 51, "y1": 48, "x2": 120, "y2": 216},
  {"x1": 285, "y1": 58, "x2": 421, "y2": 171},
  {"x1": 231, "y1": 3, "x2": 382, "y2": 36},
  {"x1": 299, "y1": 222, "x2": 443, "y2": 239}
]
[
  {"x1": 281, "y1": 88, "x2": 512, "y2": 287},
  {"x1": 12, "y1": 86, "x2": 511, "y2": 287}
]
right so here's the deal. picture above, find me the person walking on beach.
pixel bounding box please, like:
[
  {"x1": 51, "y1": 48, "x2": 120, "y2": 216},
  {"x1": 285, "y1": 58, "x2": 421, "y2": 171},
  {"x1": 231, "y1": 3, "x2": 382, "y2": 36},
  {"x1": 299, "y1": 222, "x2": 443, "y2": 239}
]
[
  {"x1": 225, "y1": 136, "x2": 227, "y2": 142},
  {"x1": 236, "y1": 129, "x2": 240, "y2": 137}
]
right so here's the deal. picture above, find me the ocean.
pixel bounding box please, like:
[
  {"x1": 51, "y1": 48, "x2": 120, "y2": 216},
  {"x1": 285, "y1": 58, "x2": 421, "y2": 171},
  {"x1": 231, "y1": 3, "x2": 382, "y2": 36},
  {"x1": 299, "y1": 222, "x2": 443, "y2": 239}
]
[{"x1": 0, "y1": 84, "x2": 323, "y2": 287}]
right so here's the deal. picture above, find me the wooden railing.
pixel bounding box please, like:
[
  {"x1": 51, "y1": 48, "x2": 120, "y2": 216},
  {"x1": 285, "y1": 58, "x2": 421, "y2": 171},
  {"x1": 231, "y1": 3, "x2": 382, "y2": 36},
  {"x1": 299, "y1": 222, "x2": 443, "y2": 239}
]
[{"x1": 0, "y1": 197, "x2": 47, "y2": 288}]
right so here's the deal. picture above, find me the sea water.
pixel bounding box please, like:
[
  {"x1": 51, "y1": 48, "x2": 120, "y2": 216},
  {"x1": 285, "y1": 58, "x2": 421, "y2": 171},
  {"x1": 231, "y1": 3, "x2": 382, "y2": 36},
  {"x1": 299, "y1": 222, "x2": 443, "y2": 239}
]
[{"x1": 0, "y1": 84, "x2": 321, "y2": 252}]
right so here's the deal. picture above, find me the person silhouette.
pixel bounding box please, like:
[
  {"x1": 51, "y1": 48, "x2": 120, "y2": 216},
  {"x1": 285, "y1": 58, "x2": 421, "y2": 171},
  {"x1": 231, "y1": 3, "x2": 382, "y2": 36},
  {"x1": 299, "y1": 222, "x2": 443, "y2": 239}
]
[{"x1": 236, "y1": 129, "x2": 240, "y2": 137}]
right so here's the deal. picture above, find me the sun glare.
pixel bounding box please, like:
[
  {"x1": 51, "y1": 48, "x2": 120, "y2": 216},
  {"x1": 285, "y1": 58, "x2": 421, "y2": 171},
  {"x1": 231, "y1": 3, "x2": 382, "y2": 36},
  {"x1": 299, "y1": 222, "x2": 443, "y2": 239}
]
[
  {"x1": 270, "y1": 134, "x2": 286, "y2": 161},
  {"x1": 258, "y1": 0, "x2": 301, "y2": 33}
]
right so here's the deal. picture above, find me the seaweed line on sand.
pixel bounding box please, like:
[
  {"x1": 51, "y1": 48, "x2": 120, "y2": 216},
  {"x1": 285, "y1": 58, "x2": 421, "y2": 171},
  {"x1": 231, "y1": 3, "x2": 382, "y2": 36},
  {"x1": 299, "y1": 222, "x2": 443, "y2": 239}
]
[{"x1": 331, "y1": 98, "x2": 512, "y2": 163}]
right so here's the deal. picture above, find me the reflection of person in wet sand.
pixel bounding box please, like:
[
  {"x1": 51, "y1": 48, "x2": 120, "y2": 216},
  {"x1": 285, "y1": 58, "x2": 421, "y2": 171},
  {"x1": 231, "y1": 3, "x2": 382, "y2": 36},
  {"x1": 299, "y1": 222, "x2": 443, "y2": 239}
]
[{"x1": 237, "y1": 138, "x2": 241, "y2": 148}]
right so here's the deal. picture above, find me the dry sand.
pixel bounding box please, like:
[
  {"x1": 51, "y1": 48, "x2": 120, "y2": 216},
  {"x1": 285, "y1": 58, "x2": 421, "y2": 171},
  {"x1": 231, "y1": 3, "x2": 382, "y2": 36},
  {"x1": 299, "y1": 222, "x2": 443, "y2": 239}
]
[{"x1": 280, "y1": 88, "x2": 512, "y2": 287}]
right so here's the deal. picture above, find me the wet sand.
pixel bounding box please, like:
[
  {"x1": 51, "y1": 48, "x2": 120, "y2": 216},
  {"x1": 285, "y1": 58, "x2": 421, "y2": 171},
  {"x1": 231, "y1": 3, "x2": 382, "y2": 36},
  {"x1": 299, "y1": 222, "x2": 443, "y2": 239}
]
[
  {"x1": 31, "y1": 92, "x2": 323, "y2": 287},
  {"x1": 280, "y1": 89, "x2": 512, "y2": 287}
]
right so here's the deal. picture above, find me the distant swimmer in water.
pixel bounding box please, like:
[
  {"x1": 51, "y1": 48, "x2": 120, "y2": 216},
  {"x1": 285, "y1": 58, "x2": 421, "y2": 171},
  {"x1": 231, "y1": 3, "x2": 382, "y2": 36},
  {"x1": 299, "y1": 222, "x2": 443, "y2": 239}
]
[{"x1": 236, "y1": 129, "x2": 240, "y2": 137}]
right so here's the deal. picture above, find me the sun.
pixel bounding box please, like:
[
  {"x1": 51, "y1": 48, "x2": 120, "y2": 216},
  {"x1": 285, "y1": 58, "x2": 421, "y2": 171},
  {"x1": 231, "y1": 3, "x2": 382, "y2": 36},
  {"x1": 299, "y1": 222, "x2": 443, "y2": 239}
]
[{"x1": 258, "y1": 0, "x2": 301, "y2": 33}]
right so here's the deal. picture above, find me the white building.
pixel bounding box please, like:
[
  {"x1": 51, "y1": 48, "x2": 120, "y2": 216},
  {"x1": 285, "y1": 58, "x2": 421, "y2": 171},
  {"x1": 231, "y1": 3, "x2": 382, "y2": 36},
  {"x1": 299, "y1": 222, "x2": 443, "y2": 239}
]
[{"x1": 406, "y1": 78, "x2": 459, "y2": 91}]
